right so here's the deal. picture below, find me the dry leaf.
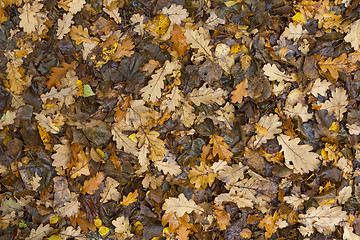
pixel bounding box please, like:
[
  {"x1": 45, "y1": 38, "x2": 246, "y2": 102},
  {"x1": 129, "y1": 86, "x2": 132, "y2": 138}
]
[
  {"x1": 163, "y1": 193, "x2": 204, "y2": 217},
  {"x1": 254, "y1": 113, "x2": 282, "y2": 148},
  {"x1": 100, "y1": 177, "x2": 120, "y2": 203},
  {"x1": 277, "y1": 134, "x2": 320, "y2": 174},
  {"x1": 344, "y1": 19, "x2": 360, "y2": 51},
  {"x1": 113, "y1": 38, "x2": 135, "y2": 61},
  {"x1": 81, "y1": 172, "x2": 105, "y2": 195},
  {"x1": 231, "y1": 79, "x2": 248, "y2": 104},
  {"x1": 120, "y1": 190, "x2": 138, "y2": 206},
  {"x1": 57, "y1": 13, "x2": 73, "y2": 39},
  {"x1": 209, "y1": 134, "x2": 233, "y2": 162},
  {"x1": 298, "y1": 205, "x2": 348, "y2": 235},
  {"x1": 46, "y1": 61, "x2": 77, "y2": 89},
  {"x1": 161, "y1": 4, "x2": 188, "y2": 25},
  {"x1": 321, "y1": 87, "x2": 348, "y2": 120}
]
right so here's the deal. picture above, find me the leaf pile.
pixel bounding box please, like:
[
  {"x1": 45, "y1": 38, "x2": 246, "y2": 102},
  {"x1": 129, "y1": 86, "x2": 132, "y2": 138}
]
[{"x1": 1, "y1": 0, "x2": 360, "y2": 239}]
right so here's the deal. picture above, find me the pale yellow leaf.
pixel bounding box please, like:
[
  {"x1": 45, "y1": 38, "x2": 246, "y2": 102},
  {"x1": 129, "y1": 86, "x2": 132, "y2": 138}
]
[
  {"x1": 344, "y1": 19, "x2": 360, "y2": 51},
  {"x1": 187, "y1": 83, "x2": 228, "y2": 106},
  {"x1": 111, "y1": 124, "x2": 139, "y2": 156},
  {"x1": 0, "y1": 111, "x2": 16, "y2": 130},
  {"x1": 284, "y1": 103, "x2": 312, "y2": 122},
  {"x1": 254, "y1": 113, "x2": 282, "y2": 148},
  {"x1": 321, "y1": 87, "x2": 348, "y2": 120},
  {"x1": 57, "y1": 13, "x2": 74, "y2": 40},
  {"x1": 277, "y1": 134, "x2": 320, "y2": 174},
  {"x1": 100, "y1": 177, "x2": 120, "y2": 203},
  {"x1": 163, "y1": 193, "x2": 204, "y2": 217},
  {"x1": 298, "y1": 205, "x2": 348, "y2": 235},
  {"x1": 161, "y1": 4, "x2": 188, "y2": 25},
  {"x1": 26, "y1": 224, "x2": 53, "y2": 240}
]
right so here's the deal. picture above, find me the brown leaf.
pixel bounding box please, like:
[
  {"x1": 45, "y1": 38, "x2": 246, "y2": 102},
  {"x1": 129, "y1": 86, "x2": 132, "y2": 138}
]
[
  {"x1": 170, "y1": 24, "x2": 188, "y2": 57},
  {"x1": 113, "y1": 38, "x2": 135, "y2": 61},
  {"x1": 81, "y1": 172, "x2": 105, "y2": 195},
  {"x1": 46, "y1": 61, "x2": 77, "y2": 89},
  {"x1": 209, "y1": 134, "x2": 233, "y2": 162},
  {"x1": 231, "y1": 79, "x2": 248, "y2": 104}
]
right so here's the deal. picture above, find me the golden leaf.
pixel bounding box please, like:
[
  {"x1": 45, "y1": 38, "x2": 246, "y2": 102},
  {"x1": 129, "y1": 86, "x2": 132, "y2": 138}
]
[{"x1": 120, "y1": 190, "x2": 138, "y2": 206}]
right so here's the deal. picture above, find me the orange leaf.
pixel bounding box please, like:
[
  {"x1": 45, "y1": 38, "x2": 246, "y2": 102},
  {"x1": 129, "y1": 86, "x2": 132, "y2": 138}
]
[
  {"x1": 81, "y1": 172, "x2": 105, "y2": 195},
  {"x1": 214, "y1": 208, "x2": 231, "y2": 231},
  {"x1": 46, "y1": 61, "x2": 77, "y2": 89},
  {"x1": 170, "y1": 24, "x2": 188, "y2": 57},
  {"x1": 176, "y1": 225, "x2": 190, "y2": 240},
  {"x1": 209, "y1": 135, "x2": 233, "y2": 162},
  {"x1": 231, "y1": 79, "x2": 248, "y2": 104},
  {"x1": 120, "y1": 190, "x2": 138, "y2": 206}
]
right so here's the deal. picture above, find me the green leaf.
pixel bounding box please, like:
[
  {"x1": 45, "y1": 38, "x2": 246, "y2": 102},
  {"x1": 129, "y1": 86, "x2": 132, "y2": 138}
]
[
  {"x1": 19, "y1": 220, "x2": 27, "y2": 228},
  {"x1": 83, "y1": 84, "x2": 95, "y2": 97}
]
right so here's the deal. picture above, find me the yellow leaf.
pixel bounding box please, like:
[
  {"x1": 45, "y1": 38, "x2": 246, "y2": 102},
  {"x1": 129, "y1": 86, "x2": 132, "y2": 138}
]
[
  {"x1": 70, "y1": 25, "x2": 95, "y2": 45},
  {"x1": 292, "y1": 12, "x2": 306, "y2": 25},
  {"x1": 224, "y1": 1, "x2": 238, "y2": 7},
  {"x1": 37, "y1": 125, "x2": 52, "y2": 144},
  {"x1": 98, "y1": 226, "x2": 110, "y2": 236},
  {"x1": 189, "y1": 162, "x2": 217, "y2": 189},
  {"x1": 5, "y1": 61, "x2": 26, "y2": 94},
  {"x1": 48, "y1": 235, "x2": 62, "y2": 240},
  {"x1": 49, "y1": 214, "x2": 58, "y2": 224},
  {"x1": 145, "y1": 14, "x2": 171, "y2": 36},
  {"x1": 120, "y1": 190, "x2": 138, "y2": 206},
  {"x1": 94, "y1": 218, "x2": 102, "y2": 227}
]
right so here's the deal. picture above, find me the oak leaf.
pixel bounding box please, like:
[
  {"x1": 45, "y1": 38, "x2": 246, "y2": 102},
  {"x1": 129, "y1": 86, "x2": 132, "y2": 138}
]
[
  {"x1": 6, "y1": 61, "x2": 26, "y2": 94},
  {"x1": 337, "y1": 186, "x2": 352, "y2": 204},
  {"x1": 58, "y1": 192, "x2": 80, "y2": 218},
  {"x1": 120, "y1": 190, "x2": 138, "y2": 206},
  {"x1": 19, "y1": 2, "x2": 38, "y2": 34},
  {"x1": 163, "y1": 193, "x2": 204, "y2": 217},
  {"x1": 215, "y1": 43, "x2": 235, "y2": 74},
  {"x1": 298, "y1": 205, "x2": 348, "y2": 235},
  {"x1": 100, "y1": 177, "x2": 120, "y2": 203},
  {"x1": 213, "y1": 208, "x2": 231, "y2": 231},
  {"x1": 113, "y1": 38, "x2": 135, "y2": 61},
  {"x1": 173, "y1": 102, "x2": 196, "y2": 127},
  {"x1": 103, "y1": 8, "x2": 121, "y2": 24},
  {"x1": 46, "y1": 61, "x2": 77, "y2": 89},
  {"x1": 81, "y1": 172, "x2": 105, "y2": 195},
  {"x1": 318, "y1": 53, "x2": 358, "y2": 79},
  {"x1": 154, "y1": 160, "x2": 181, "y2": 176},
  {"x1": 282, "y1": 22, "x2": 308, "y2": 41},
  {"x1": 231, "y1": 79, "x2": 248, "y2": 104},
  {"x1": 26, "y1": 224, "x2": 53, "y2": 240},
  {"x1": 209, "y1": 134, "x2": 233, "y2": 162},
  {"x1": 51, "y1": 140, "x2": 72, "y2": 171},
  {"x1": 277, "y1": 134, "x2": 320, "y2": 174},
  {"x1": 137, "y1": 129, "x2": 165, "y2": 162},
  {"x1": 187, "y1": 83, "x2": 227, "y2": 106},
  {"x1": 263, "y1": 63, "x2": 295, "y2": 82},
  {"x1": 57, "y1": 13, "x2": 73, "y2": 39},
  {"x1": 189, "y1": 162, "x2": 217, "y2": 189},
  {"x1": 0, "y1": 111, "x2": 16, "y2": 130},
  {"x1": 205, "y1": 10, "x2": 225, "y2": 28},
  {"x1": 161, "y1": 4, "x2": 188, "y2": 25},
  {"x1": 184, "y1": 28, "x2": 213, "y2": 59},
  {"x1": 34, "y1": 113, "x2": 60, "y2": 134},
  {"x1": 310, "y1": 78, "x2": 331, "y2": 97},
  {"x1": 254, "y1": 113, "x2": 282, "y2": 148},
  {"x1": 345, "y1": 19, "x2": 360, "y2": 51},
  {"x1": 218, "y1": 163, "x2": 247, "y2": 186},
  {"x1": 321, "y1": 87, "x2": 348, "y2": 121},
  {"x1": 111, "y1": 124, "x2": 138, "y2": 155},
  {"x1": 69, "y1": 25, "x2": 94, "y2": 45},
  {"x1": 67, "y1": 0, "x2": 85, "y2": 14},
  {"x1": 170, "y1": 24, "x2": 188, "y2": 57},
  {"x1": 284, "y1": 103, "x2": 312, "y2": 122},
  {"x1": 112, "y1": 216, "x2": 133, "y2": 238},
  {"x1": 141, "y1": 60, "x2": 180, "y2": 102}
]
